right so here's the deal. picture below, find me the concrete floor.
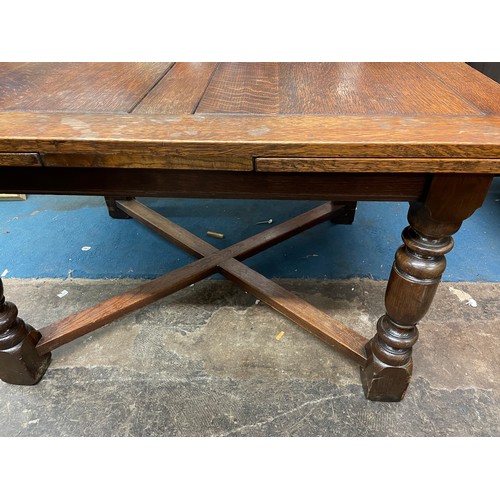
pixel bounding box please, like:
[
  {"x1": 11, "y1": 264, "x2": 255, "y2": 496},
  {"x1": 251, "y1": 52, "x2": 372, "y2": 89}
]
[{"x1": 0, "y1": 278, "x2": 498, "y2": 436}]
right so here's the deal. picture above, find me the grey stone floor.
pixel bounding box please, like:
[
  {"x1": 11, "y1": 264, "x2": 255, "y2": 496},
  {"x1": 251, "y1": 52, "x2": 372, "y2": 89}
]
[{"x1": 0, "y1": 278, "x2": 498, "y2": 436}]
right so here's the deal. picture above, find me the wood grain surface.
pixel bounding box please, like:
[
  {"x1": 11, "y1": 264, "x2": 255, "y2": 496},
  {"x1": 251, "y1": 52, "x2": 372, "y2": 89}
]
[
  {"x1": 422, "y1": 63, "x2": 500, "y2": 115},
  {"x1": 0, "y1": 113, "x2": 499, "y2": 165},
  {"x1": 255, "y1": 157, "x2": 500, "y2": 174},
  {"x1": 41, "y1": 153, "x2": 250, "y2": 171},
  {"x1": 2, "y1": 62, "x2": 497, "y2": 116},
  {"x1": 0, "y1": 152, "x2": 41, "y2": 166},
  {"x1": 0, "y1": 63, "x2": 498, "y2": 174},
  {"x1": 196, "y1": 63, "x2": 280, "y2": 114},
  {"x1": 197, "y1": 62, "x2": 483, "y2": 116},
  {"x1": 132, "y1": 62, "x2": 218, "y2": 114},
  {"x1": 0, "y1": 62, "x2": 173, "y2": 112}
]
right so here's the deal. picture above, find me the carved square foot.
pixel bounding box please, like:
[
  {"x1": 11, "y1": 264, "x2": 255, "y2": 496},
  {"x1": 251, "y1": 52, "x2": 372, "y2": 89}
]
[
  {"x1": 360, "y1": 345, "x2": 413, "y2": 402},
  {"x1": 0, "y1": 327, "x2": 51, "y2": 385}
]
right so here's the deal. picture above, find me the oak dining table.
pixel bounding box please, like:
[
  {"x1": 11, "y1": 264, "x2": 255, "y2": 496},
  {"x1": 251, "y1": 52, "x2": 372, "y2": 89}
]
[{"x1": 0, "y1": 62, "x2": 499, "y2": 401}]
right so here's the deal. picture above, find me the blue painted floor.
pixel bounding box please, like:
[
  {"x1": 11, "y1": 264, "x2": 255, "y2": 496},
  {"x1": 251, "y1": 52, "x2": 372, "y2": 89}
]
[{"x1": 1, "y1": 177, "x2": 499, "y2": 281}]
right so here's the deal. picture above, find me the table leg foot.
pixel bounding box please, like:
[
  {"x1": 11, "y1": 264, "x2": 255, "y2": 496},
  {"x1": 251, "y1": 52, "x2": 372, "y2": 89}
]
[
  {"x1": 361, "y1": 316, "x2": 416, "y2": 401},
  {"x1": 331, "y1": 201, "x2": 357, "y2": 224},
  {"x1": 0, "y1": 279, "x2": 51, "y2": 385},
  {"x1": 105, "y1": 197, "x2": 133, "y2": 219},
  {"x1": 360, "y1": 174, "x2": 493, "y2": 401},
  {"x1": 361, "y1": 221, "x2": 449, "y2": 401}
]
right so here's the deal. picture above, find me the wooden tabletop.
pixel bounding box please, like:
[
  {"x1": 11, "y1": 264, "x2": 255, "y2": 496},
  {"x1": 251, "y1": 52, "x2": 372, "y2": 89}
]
[{"x1": 0, "y1": 63, "x2": 499, "y2": 173}]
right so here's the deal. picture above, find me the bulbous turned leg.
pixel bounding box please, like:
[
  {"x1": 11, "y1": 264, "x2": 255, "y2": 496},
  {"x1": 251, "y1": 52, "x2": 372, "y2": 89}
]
[
  {"x1": 361, "y1": 174, "x2": 493, "y2": 401},
  {"x1": 0, "y1": 279, "x2": 51, "y2": 385},
  {"x1": 361, "y1": 224, "x2": 453, "y2": 401}
]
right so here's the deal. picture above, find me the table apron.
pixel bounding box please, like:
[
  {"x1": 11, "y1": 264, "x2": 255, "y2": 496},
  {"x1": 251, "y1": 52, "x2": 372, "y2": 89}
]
[{"x1": 0, "y1": 167, "x2": 430, "y2": 201}]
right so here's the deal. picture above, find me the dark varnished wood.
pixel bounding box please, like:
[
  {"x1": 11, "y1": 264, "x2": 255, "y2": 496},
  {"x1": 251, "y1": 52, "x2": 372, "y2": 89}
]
[
  {"x1": 116, "y1": 200, "x2": 368, "y2": 363},
  {"x1": 37, "y1": 262, "x2": 216, "y2": 354},
  {"x1": 0, "y1": 63, "x2": 498, "y2": 398},
  {"x1": 0, "y1": 279, "x2": 51, "y2": 385},
  {"x1": 0, "y1": 152, "x2": 41, "y2": 166},
  {"x1": 361, "y1": 174, "x2": 493, "y2": 401},
  {"x1": 0, "y1": 168, "x2": 429, "y2": 201},
  {"x1": 104, "y1": 197, "x2": 132, "y2": 219},
  {"x1": 37, "y1": 201, "x2": 369, "y2": 359},
  {"x1": 331, "y1": 201, "x2": 357, "y2": 224},
  {"x1": 35, "y1": 198, "x2": 367, "y2": 363},
  {"x1": 219, "y1": 260, "x2": 368, "y2": 364}
]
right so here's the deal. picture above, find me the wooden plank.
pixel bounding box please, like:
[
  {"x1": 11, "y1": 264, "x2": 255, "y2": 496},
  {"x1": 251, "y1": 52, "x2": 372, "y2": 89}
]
[
  {"x1": 197, "y1": 63, "x2": 483, "y2": 116},
  {"x1": 422, "y1": 63, "x2": 500, "y2": 115},
  {"x1": 0, "y1": 168, "x2": 429, "y2": 201},
  {"x1": 117, "y1": 200, "x2": 337, "y2": 263},
  {"x1": 118, "y1": 199, "x2": 368, "y2": 364},
  {"x1": 1, "y1": 63, "x2": 492, "y2": 117},
  {"x1": 255, "y1": 157, "x2": 500, "y2": 174},
  {"x1": 277, "y1": 62, "x2": 482, "y2": 116},
  {"x1": 118, "y1": 199, "x2": 220, "y2": 258},
  {"x1": 36, "y1": 202, "x2": 337, "y2": 354},
  {"x1": 37, "y1": 260, "x2": 218, "y2": 354},
  {"x1": 220, "y1": 260, "x2": 368, "y2": 365},
  {"x1": 0, "y1": 62, "x2": 173, "y2": 112},
  {"x1": 133, "y1": 63, "x2": 218, "y2": 114},
  {"x1": 0, "y1": 113, "x2": 499, "y2": 160},
  {"x1": 41, "y1": 153, "x2": 251, "y2": 171},
  {"x1": 196, "y1": 63, "x2": 280, "y2": 114},
  {"x1": 0, "y1": 153, "x2": 41, "y2": 166}
]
